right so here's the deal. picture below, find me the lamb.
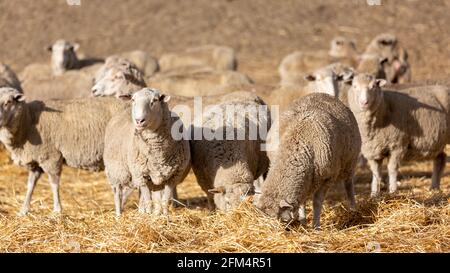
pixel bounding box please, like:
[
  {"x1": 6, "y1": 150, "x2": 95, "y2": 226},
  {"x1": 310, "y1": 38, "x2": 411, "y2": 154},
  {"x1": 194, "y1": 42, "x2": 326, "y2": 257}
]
[
  {"x1": 0, "y1": 87, "x2": 128, "y2": 215},
  {"x1": 362, "y1": 33, "x2": 411, "y2": 84},
  {"x1": 147, "y1": 69, "x2": 253, "y2": 97},
  {"x1": 278, "y1": 36, "x2": 359, "y2": 86},
  {"x1": 0, "y1": 63, "x2": 22, "y2": 92},
  {"x1": 347, "y1": 73, "x2": 450, "y2": 197},
  {"x1": 103, "y1": 88, "x2": 190, "y2": 216},
  {"x1": 190, "y1": 95, "x2": 270, "y2": 211},
  {"x1": 255, "y1": 93, "x2": 361, "y2": 229},
  {"x1": 159, "y1": 45, "x2": 237, "y2": 72}
]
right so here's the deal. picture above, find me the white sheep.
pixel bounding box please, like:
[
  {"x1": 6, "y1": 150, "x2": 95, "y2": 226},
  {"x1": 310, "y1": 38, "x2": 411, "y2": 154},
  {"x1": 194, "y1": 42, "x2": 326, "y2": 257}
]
[
  {"x1": 347, "y1": 73, "x2": 450, "y2": 196},
  {"x1": 0, "y1": 87, "x2": 128, "y2": 215},
  {"x1": 103, "y1": 88, "x2": 190, "y2": 216},
  {"x1": 256, "y1": 93, "x2": 361, "y2": 229},
  {"x1": 278, "y1": 37, "x2": 359, "y2": 86}
]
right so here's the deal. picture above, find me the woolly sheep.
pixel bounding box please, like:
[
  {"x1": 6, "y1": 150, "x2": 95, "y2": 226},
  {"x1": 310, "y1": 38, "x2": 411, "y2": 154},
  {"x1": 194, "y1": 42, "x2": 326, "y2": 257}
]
[
  {"x1": 347, "y1": 73, "x2": 450, "y2": 197},
  {"x1": 190, "y1": 96, "x2": 270, "y2": 211},
  {"x1": 362, "y1": 33, "x2": 411, "y2": 84},
  {"x1": 0, "y1": 63, "x2": 22, "y2": 92},
  {"x1": 0, "y1": 87, "x2": 128, "y2": 215},
  {"x1": 147, "y1": 69, "x2": 253, "y2": 97},
  {"x1": 103, "y1": 88, "x2": 190, "y2": 216},
  {"x1": 278, "y1": 37, "x2": 358, "y2": 86},
  {"x1": 92, "y1": 57, "x2": 147, "y2": 97},
  {"x1": 117, "y1": 50, "x2": 159, "y2": 76},
  {"x1": 255, "y1": 93, "x2": 361, "y2": 229},
  {"x1": 159, "y1": 45, "x2": 237, "y2": 72}
]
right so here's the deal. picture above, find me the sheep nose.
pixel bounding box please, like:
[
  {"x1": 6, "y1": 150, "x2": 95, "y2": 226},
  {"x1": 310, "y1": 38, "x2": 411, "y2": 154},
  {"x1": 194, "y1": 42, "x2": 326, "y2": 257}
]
[{"x1": 135, "y1": 118, "x2": 145, "y2": 125}]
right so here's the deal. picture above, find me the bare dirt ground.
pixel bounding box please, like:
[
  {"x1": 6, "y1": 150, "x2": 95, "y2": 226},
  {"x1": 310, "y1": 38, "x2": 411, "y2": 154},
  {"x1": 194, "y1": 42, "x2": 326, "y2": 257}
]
[{"x1": 0, "y1": 0, "x2": 449, "y2": 252}]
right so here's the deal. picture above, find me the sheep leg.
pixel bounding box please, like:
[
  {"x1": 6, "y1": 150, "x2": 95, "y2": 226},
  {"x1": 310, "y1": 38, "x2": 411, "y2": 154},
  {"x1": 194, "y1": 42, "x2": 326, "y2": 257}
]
[
  {"x1": 344, "y1": 176, "x2": 357, "y2": 210},
  {"x1": 431, "y1": 152, "x2": 446, "y2": 190},
  {"x1": 161, "y1": 184, "x2": 175, "y2": 215},
  {"x1": 19, "y1": 169, "x2": 42, "y2": 216},
  {"x1": 206, "y1": 193, "x2": 216, "y2": 211},
  {"x1": 368, "y1": 159, "x2": 383, "y2": 197},
  {"x1": 298, "y1": 203, "x2": 306, "y2": 225},
  {"x1": 120, "y1": 186, "x2": 134, "y2": 209},
  {"x1": 151, "y1": 190, "x2": 163, "y2": 216},
  {"x1": 312, "y1": 185, "x2": 329, "y2": 230},
  {"x1": 113, "y1": 185, "x2": 123, "y2": 217},
  {"x1": 48, "y1": 173, "x2": 62, "y2": 213},
  {"x1": 387, "y1": 152, "x2": 402, "y2": 194},
  {"x1": 138, "y1": 186, "x2": 152, "y2": 214}
]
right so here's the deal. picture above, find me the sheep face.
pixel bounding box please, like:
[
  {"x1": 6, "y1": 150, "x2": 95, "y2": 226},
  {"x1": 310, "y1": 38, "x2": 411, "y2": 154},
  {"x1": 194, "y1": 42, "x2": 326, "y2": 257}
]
[
  {"x1": 122, "y1": 88, "x2": 170, "y2": 132},
  {"x1": 47, "y1": 40, "x2": 79, "y2": 76},
  {"x1": 255, "y1": 196, "x2": 298, "y2": 224},
  {"x1": 329, "y1": 37, "x2": 357, "y2": 58},
  {"x1": 0, "y1": 87, "x2": 25, "y2": 128},
  {"x1": 92, "y1": 68, "x2": 129, "y2": 97},
  {"x1": 348, "y1": 74, "x2": 386, "y2": 112},
  {"x1": 304, "y1": 68, "x2": 340, "y2": 97}
]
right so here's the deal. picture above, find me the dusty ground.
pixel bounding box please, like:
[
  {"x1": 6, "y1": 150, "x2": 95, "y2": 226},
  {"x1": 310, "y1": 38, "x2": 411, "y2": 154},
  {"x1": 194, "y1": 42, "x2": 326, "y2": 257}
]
[{"x1": 0, "y1": 0, "x2": 449, "y2": 252}]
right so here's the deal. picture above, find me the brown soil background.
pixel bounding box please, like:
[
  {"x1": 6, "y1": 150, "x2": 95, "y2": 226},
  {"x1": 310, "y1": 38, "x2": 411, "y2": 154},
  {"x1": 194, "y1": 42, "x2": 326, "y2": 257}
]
[{"x1": 0, "y1": 0, "x2": 449, "y2": 253}]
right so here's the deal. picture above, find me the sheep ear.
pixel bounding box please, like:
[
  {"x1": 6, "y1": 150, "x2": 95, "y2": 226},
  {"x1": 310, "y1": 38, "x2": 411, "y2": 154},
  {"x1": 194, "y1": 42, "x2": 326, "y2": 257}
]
[
  {"x1": 305, "y1": 74, "x2": 316, "y2": 82},
  {"x1": 379, "y1": 57, "x2": 389, "y2": 66},
  {"x1": 118, "y1": 94, "x2": 132, "y2": 101},
  {"x1": 13, "y1": 93, "x2": 25, "y2": 102},
  {"x1": 375, "y1": 79, "x2": 387, "y2": 87},
  {"x1": 339, "y1": 70, "x2": 354, "y2": 82},
  {"x1": 208, "y1": 186, "x2": 226, "y2": 194},
  {"x1": 279, "y1": 199, "x2": 293, "y2": 209},
  {"x1": 159, "y1": 94, "x2": 171, "y2": 103}
]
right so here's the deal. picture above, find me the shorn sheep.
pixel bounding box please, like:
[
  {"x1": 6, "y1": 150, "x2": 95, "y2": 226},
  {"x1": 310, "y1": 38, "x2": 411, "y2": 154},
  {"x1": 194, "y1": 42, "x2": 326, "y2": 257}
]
[
  {"x1": 159, "y1": 45, "x2": 237, "y2": 72},
  {"x1": 103, "y1": 88, "x2": 190, "y2": 216},
  {"x1": 278, "y1": 36, "x2": 359, "y2": 86},
  {"x1": 347, "y1": 73, "x2": 450, "y2": 197},
  {"x1": 0, "y1": 63, "x2": 22, "y2": 92},
  {"x1": 190, "y1": 94, "x2": 270, "y2": 211},
  {"x1": 255, "y1": 93, "x2": 361, "y2": 229},
  {"x1": 0, "y1": 87, "x2": 128, "y2": 215}
]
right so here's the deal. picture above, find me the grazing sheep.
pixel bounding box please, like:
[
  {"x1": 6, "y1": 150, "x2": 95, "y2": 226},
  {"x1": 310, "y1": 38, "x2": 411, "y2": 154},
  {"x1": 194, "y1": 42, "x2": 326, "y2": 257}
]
[
  {"x1": 92, "y1": 57, "x2": 147, "y2": 97},
  {"x1": 0, "y1": 63, "x2": 22, "y2": 92},
  {"x1": 190, "y1": 96, "x2": 270, "y2": 211},
  {"x1": 255, "y1": 93, "x2": 361, "y2": 229},
  {"x1": 362, "y1": 33, "x2": 411, "y2": 84},
  {"x1": 347, "y1": 73, "x2": 450, "y2": 197},
  {"x1": 279, "y1": 37, "x2": 358, "y2": 86},
  {"x1": 147, "y1": 69, "x2": 253, "y2": 97},
  {"x1": 159, "y1": 45, "x2": 237, "y2": 72},
  {"x1": 0, "y1": 87, "x2": 128, "y2": 215},
  {"x1": 103, "y1": 88, "x2": 190, "y2": 216}
]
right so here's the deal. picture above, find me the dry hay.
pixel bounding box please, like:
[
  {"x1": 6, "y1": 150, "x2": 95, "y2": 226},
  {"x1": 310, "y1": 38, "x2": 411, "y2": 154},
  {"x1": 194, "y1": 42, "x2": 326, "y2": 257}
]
[{"x1": 0, "y1": 148, "x2": 448, "y2": 253}]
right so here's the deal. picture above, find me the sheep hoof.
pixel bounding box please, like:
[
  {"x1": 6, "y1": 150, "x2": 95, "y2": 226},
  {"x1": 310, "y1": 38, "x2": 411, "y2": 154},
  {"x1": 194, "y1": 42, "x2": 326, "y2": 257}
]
[{"x1": 17, "y1": 210, "x2": 28, "y2": 217}]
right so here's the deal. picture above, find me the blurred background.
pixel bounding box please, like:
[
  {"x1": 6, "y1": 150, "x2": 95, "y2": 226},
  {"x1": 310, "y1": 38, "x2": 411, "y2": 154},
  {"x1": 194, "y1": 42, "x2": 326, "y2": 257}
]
[{"x1": 1, "y1": 0, "x2": 450, "y2": 84}]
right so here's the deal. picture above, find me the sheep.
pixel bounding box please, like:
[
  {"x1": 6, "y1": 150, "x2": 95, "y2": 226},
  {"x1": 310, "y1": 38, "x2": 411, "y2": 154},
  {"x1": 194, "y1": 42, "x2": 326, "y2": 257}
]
[
  {"x1": 147, "y1": 69, "x2": 253, "y2": 97},
  {"x1": 0, "y1": 63, "x2": 22, "y2": 92},
  {"x1": 103, "y1": 88, "x2": 190, "y2": 216},
  {"x1": 190, "y1": 95, "x2": 270, "y2": 211},
  {"x1": 255, "y1": 93, "x2": 361, "y2": 229},
  {"x1": 362, "y1": 33, "x2": 411, "y2": 84},
  {"x1": 92, "y1": 57, "x2": 147, "y2": 97},
  {"x1": 278, "y1": 36, "x2": 359, "y2": 86},
  {"x1": 270, "y1": 63, "x2": 354, "y2": 112},
  {"x1": 117, "y1": 50, "x2": 159, "y2": 76},
  {"x1": 347, "y1": 73, "x2": 450, "y2": 197},
  {"x1": 159, "y1": 45, "x2": 237, "y2": 72},
  {"x1": 0, "y1": 87, "x2": 128, "y2": 215}
]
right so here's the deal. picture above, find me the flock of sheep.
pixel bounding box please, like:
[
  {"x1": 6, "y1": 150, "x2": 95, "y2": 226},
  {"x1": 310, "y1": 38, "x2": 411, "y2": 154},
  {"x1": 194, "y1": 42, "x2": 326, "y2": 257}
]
[{"x1": 0, "y1": 32, "x2": 447, "y2": 230}]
